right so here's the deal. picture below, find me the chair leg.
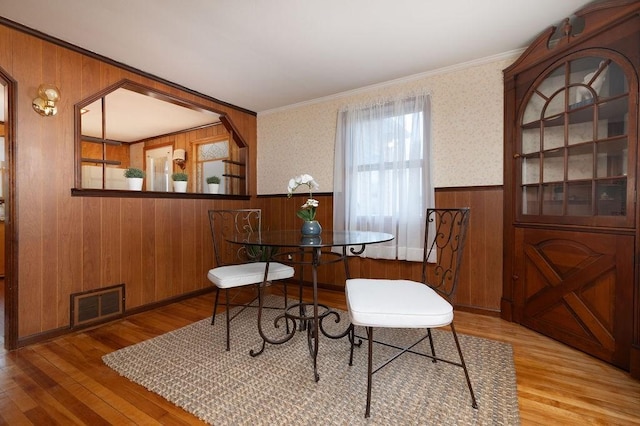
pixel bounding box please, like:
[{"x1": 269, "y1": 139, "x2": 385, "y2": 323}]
[
  {"x1": 365, "y1": 326, "x2": 373, "y2": 418},
  {"x1": 450, "y1": 322, "x2": 478, "y2": 409},
  {"x1": 283, "y1": 282, "x2": 290, "y2": 334},
  {"x1": 427, "y1": 328, "x2": 437, "y2": 363},
  {"x1": 225, "y1": 288, "x2": 231, "y2": 351},
  {"x1": 348, "y1": 325, "x2": 355, "y2": 366},
  {"x1": 211, "y1": 287, "x2": 221, "y2": 325}
]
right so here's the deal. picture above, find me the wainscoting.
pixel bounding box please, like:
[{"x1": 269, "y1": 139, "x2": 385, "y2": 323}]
[{"x1": 255, "y1": 186, "x2": 503, "y2": 313}]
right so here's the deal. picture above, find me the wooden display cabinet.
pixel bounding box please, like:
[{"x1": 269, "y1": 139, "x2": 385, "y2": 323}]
[{"x1": 502, "y1": 1, "x2": 640, "y2": 378}]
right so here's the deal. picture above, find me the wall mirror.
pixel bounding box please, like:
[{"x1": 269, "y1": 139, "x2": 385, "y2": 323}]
[{"x1": 76, "y1": 80, "x2": 248, "y2": 195}]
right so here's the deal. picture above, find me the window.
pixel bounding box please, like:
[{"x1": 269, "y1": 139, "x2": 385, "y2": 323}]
[{"x1": 333, "y1": 93, "x2": 433, "y2": 260}]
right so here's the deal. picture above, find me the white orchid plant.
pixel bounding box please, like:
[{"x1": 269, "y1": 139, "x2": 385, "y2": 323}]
[{"x1": 287, "y1": 174, "x2": 320, "y2": 221}]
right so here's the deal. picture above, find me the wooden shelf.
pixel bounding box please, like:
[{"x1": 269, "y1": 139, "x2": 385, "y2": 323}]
[
  {"x1": 81, "y1": 158, "x2": 122, "y2": 166},
  {"x1": 521, "y1": 95, "x2": 628, "y2": 130},
  {"x1": 222, "y1": 173, "x2": 245, "y2": 180}
]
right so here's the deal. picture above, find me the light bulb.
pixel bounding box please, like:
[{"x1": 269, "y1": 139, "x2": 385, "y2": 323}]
[{"x1": 38, "y1": 84, "x2": 60, "y2": 103}]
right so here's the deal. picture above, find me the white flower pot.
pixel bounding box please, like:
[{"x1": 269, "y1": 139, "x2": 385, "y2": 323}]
[
  {"x1": 208, "y1": 183, "x2": 220, "y2": 194},
  {"x1": 173, "y1": 181, "x2": 188, "y2": 193},
  {"x1": 127, "y1": 177, "x2": 143, "y2": 191}
]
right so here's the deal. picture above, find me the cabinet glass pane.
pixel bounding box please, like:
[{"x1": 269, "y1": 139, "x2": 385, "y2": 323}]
[
  {"x1": 522, "y1": 154, "x2": 540, "y2": 184},
  {"x1": 543, "y1": 149, "x2": 564, "y2": 183},
  {"x1": 522, "y1": 186, "x2": 539, "y2": 215},
  {"x1": 596, "y1": 178, "x2": 626, "y2": 216},
  {"x1": 542, "y1": 183, "x2": 564, "y2": 215},
  {"x1": 523, "y1": 92, "x2": 544, "y2": 125},
  {"x1": 568, "y1": 86, "x2": 593, "y2": 109},
  {"x1": 598, "y1": 96, "x2": 628, "y2": 138},
  {"x1": 568, "y1": 144, "x2": 593, "y2": 180},
  {"x1": 543, "y1": 117, "x2": 564, "y2": 150},
  {"x1": 567, "y1": 182, "x2": 592, "y2": 216},
  {"x1": 606, "y1": 61, "x2": 628, "y2": 97},
  {"x1": 567, "y1": 108, "x2": 594, "y2": 145},
  {"x1": 569, "y1": 57, "x2": 608, "y2": 106},
  {"x1": 538, "y1": 65, "x2": 565, "y2": 98},
  {"x1": 522, "y1": 128, "x2": 540, "y2": 154},
  {"x1": 544, "y1": 91, "x2": 565, "y2": 118},
  {"x1": 569, "y1": 57, "x2": 605, "y2": 81},
  {"x1": 596, "y1": 138, "x2": 627, "y2": 178}
]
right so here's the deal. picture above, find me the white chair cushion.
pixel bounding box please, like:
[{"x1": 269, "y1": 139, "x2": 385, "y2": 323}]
[
  {"x1": 346, "y1": 278, "x2": 453, "y2": 328},
  {"x1": 207, "y1": 262, "x2": 294, "y2": 289}
]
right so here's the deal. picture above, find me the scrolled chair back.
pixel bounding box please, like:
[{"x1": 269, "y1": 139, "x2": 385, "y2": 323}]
[
  {"x1": 421, "y1": 208, "x2": 471, "y2": 300},
  {"x1": 208, "y1": 209, "x2": 262, "y2": 267}
]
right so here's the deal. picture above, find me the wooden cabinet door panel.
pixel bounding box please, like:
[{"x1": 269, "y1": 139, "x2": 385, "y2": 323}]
[{"x1": 514, "y1": 228, "x2": 633, "y2": 368}]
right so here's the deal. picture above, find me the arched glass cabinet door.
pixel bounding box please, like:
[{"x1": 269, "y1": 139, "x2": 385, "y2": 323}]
[{"x1": 518, "y1": 53, "x2": 634, "y2": 227}]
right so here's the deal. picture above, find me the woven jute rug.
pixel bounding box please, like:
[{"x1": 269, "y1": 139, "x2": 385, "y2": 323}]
[{"x1": 103, "y1": 296, "x2": 520, "y2": 425}]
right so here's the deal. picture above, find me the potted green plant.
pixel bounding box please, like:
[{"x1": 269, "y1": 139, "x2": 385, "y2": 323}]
[
  {"x1": 206, "y1": 175, "x2": 221, "y2": 194},
  {"x1": 171, "y1": 172, "x2": 188, "y2": 193},
  {"x1": 123, "y1": 167, "x2": 145, "y2": 191}
]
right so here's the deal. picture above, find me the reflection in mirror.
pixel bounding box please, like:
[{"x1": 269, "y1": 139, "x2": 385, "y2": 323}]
[
  {"x1": 193, "y1": 137, "x2": 229, "y2": 194},
  {"x1": 145, "y1": 144, "x2": 172, "y2": 192},
  {"x1": 76, "y1": 80, "x2": 248, "y2": 195}
]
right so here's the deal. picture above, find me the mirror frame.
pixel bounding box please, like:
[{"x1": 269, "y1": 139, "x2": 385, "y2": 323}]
[{"x1": 72, "y1": 79, "x2": 249, "y2": 198}]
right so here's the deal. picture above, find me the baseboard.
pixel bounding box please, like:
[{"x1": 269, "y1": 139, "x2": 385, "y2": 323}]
[
  {"x1": 15, "y1": 287, "x2": 216, "y2": 349},
  {"x1": 500, "y1": 298, "x2": 513, "y2": 321},
  {"x1": 630, "y1": 344, "x2": 640, "y2": 380},
  {"x1": 454, "y1": 304, "x2": 501, "y2": 317}
]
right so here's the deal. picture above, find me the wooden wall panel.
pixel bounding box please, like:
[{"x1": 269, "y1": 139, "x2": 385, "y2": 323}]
[
  {"x1": 82, "y1": 198, "x2": 102, "y2": 291},
  {"x1": 57, "y1": 45, "x2": 84, "y2": 328},
  {"x1": 256, "y1": 186, "x2": 504, "y2": 313},
  {"x1": 435, "y1": 187, "x2": 504, "y2": 312},
  {"x1": 120, "y1": 198, "x2": 144, "y2": 307},
  {"x1": 15, "y1": 30, "x2": 45, "y2": 337},
  {"x1": 140, "y1": 198, "x2": 158, "y2": 305},
  {"x1": 1, "y1": 22, "x2": 256, "y2": 343}
]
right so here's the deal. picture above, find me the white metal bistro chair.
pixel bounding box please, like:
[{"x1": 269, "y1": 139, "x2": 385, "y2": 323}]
[
  {"x1": 207, "y1": 209, "x2": 295, "y2": 350},
  {"x1": 345, "y1": 207, "x2": 477, "y2": 418}
]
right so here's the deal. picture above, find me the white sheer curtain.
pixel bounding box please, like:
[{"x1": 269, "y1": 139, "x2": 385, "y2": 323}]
[{"x1": 333, "y1": 93, "x2": 433, "y2": 261}]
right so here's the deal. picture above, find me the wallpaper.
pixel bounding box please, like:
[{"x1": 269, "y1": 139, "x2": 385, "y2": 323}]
[{"x1": 257, "y1": 54, "x2": 518, "y2": 194}]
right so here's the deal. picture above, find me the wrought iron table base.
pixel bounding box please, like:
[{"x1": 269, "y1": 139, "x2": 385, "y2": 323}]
[
  {"x1": 249, "y1": 247, "x2": 353, "y2": 381},
  {"x1": 225, "y1": 231, "x2": 394, "y2": 382}
]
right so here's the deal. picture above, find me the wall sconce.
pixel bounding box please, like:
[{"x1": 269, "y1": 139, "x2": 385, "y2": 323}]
[
  {"x1": 32, "y1": 84, "x2": 61, "y2": 117},
  {"x1": 173, "y1": 149, "x2": 186, "y2": 170}
]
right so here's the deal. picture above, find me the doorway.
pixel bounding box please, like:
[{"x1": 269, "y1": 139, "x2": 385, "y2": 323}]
[
  {"x1": 0, "y1": 83, "x2": 4, "y2": 348},
  {"x1": 144, "y1": 144, "x2": 173, "y2": 192},
  {"x1": 0, "y1": 68, "x2": 16, "y2": 350}
]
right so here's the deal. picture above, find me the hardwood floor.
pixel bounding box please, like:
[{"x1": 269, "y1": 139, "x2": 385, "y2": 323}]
[{"x1": 0, "y1": 286, "x2": 639, "y2": 425}]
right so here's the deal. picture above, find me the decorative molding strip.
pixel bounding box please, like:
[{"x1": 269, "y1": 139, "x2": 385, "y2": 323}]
[{"x1": 256, "y1": 186, "x2": 503, "y2": 197}]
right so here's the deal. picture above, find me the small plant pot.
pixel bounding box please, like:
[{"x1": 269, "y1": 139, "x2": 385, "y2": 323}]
[
  {"x1": 173, "y1": 181, "x2": 188, "y2": 193},
  {"x1": 208, "y1": 183, "x2": 220, "y2": 194},
  {"x1": 127, "y1": 177, "x2": 143, "y2": 191}
]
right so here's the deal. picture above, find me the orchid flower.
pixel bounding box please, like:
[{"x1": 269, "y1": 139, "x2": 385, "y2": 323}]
[{"x1": 287, "y1": 174, "x2": 320, "y2": 221}]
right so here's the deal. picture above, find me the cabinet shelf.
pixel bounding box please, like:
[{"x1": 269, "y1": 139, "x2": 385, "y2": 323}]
[
  {"x1": 521, "y1": 95, "x2": 628, "y2": 130},
  {"x1": 81, "y1": 158, "x2": 121, "y2": 166},
  {"x1": 222, "y1": 173, "x2": 245, "y2": 180}
]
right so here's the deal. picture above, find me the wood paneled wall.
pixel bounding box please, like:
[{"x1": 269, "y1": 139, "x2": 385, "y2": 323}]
[
  {"x1": 256, "y1": 186, "x2": 504, "y2": 313},
  {"x1": 0, "y1": 22, "x2": 256, "y2": 344}
]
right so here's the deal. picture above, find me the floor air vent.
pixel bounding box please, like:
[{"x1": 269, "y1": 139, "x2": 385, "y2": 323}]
[{"x1": 71, "y1": 283, "x2": 125, "y2": 328}]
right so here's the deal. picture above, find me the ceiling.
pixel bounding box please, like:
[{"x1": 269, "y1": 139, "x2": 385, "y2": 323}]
[
  {"x1": 81, "y1": 87, "x2": 221, "y2": 143},
  {"x1": 0, "y1": 0, "x2": 595, "y2": 116}
]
